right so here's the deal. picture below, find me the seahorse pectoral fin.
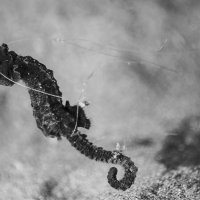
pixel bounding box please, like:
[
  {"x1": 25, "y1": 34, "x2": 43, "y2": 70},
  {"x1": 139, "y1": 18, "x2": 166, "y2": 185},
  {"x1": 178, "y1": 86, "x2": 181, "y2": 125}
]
[
  {"x1": 64, "y1": 100, "x2": 91, "y2": 130},
  {"x1": 83, "y1": 118, "x2": 91, "y2": 129}
]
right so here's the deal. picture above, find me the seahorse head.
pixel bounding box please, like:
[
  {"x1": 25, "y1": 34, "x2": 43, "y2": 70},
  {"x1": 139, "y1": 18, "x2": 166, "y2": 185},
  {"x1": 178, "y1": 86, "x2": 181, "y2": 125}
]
[{"x1": 0, "y1": 43, "x2": 20, "y2": 86}]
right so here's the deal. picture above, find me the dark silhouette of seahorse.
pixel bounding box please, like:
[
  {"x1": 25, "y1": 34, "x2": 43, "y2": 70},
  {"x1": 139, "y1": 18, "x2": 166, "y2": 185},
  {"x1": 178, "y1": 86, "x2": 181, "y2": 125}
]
[{"x1": 0, "y1": 43, "x2": 138, "y2": 191}]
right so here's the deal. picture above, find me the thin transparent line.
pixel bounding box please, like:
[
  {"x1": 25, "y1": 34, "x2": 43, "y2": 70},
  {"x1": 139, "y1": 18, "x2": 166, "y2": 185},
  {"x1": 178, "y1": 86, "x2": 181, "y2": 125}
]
[{"x1": 0, "y1": 72, "x2": 63, "y2": 99}]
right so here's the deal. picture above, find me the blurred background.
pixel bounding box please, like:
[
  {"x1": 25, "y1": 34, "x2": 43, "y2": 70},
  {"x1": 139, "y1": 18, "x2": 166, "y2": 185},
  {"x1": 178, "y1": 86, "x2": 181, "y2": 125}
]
[{"x1": 0, "y1": 0, "x2": 200, "y2": 199}]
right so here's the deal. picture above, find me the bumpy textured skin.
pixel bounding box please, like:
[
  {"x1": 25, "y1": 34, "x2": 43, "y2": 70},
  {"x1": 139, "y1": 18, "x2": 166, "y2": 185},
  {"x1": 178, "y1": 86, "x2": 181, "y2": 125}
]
[{"x1": 0, "y1": 43, "x2": 138, "y2": 191}]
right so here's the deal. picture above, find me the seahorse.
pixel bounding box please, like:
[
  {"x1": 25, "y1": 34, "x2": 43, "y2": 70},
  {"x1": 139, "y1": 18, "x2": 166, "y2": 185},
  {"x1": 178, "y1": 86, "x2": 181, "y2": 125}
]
[{"x1": 0, "y1": 43, "x2": 138, "y2": 191}]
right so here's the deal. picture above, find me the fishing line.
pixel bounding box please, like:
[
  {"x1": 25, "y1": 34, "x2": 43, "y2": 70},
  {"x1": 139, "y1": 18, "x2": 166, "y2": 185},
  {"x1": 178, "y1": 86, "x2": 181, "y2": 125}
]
[
  {"x1": 0, "y1": 71, "x2": 63, "y2": 99},
  {"x1": 7, "y1": 36, "x2": 178, "y2": 73}
]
